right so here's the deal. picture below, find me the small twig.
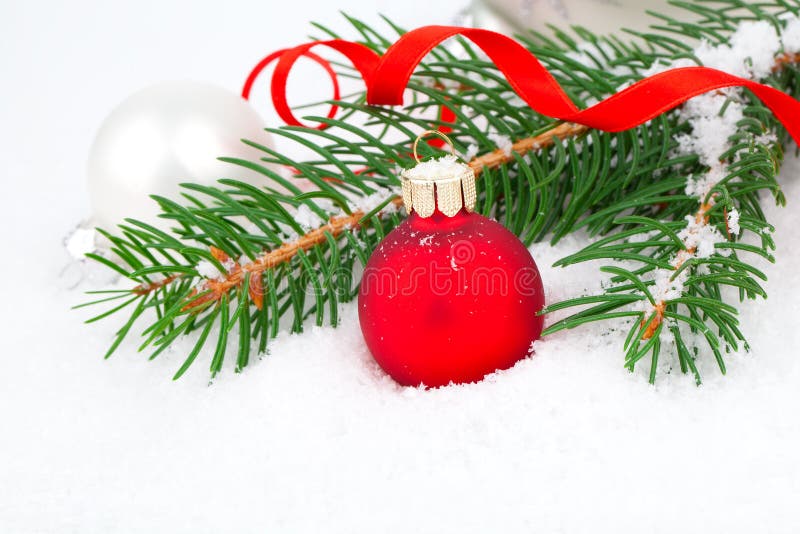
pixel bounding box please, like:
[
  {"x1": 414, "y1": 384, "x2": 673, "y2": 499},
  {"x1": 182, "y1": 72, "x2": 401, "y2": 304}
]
[
  {"x1": 131, "y1": 274, "x2": 181, "y2": 296},
  {"x1": 641, "y1": 198, "x2": 716, "y2": 340},
  {"x1": 773, "y1": 52, "x2": 800, "y2": 71},
  {"x1": 182, "y1": 212, "x2": 367, "y2": 311},
  {"x1": 470, "y1": 123, "x2": 589, "y2": 176}
]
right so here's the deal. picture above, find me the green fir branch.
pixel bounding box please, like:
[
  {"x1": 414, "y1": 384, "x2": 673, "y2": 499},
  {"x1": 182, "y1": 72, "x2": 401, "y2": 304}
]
[{"x1": 77, "y1": 0, "x2": 800, "y2": 382}]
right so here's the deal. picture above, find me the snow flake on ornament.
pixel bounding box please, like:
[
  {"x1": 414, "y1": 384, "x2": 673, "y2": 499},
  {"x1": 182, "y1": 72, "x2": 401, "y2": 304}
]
[
  {"x1": 419, "y1": 235, "x2": 435, "y2": 247},
  {"x1": 404, "y1": 154, "x2": 465, "y2": 178}
]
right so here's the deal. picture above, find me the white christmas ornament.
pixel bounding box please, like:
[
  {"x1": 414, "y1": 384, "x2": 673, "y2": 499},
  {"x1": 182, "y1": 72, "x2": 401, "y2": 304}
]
[
  {"x1": 87, "y1": 81, "x2": 277, "y2": 231},
  {"x1": 468, "y1": 0, "x2": 685, "y2": 36}
]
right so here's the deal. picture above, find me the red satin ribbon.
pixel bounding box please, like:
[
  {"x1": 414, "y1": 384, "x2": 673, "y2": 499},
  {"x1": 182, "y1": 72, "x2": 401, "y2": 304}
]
[
  {"x1": 244, "y1": 25, "x2": 800, "y2": 144},
  {"x1": 242, "y1": 48, "x2": 342, "y2": 130}
]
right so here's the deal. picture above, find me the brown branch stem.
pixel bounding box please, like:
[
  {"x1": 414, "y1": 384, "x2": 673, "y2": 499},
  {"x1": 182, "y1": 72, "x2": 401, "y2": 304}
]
[{"x1": 640, "y1": 198, "x2": 716, "y2": 340}]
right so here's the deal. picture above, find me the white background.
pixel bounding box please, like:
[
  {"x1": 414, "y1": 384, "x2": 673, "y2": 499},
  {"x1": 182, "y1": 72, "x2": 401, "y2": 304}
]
[{"x1": 2, "y1": 1, "x2": 800, "y2": 533}]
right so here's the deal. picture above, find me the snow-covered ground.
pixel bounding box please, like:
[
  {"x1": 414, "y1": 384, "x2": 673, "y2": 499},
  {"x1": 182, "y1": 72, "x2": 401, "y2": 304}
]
[{"x1": 2, "y1": 1, "x2": 800, "y2": 533}]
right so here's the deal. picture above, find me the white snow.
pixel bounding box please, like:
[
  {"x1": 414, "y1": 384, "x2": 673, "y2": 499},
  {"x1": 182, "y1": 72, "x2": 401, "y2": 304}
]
[
  {"x1": 195, "y1": 259, "x2": 221, "y2": 278},
  {"x1": 782, "y1": 17, "x2": 800, "y2": 52},
  {"x1": 350, "y1": 187, "x2": 401, "y2": 215},
  {"x1": 294, "y1": 203, "x2": 324, "y2": 229},
  {"x1": 692, "y1": 21, "x2": 781, "y2": 79},
  {"x1": 676, "y1": 214, "x2": 725, "y2": 259},
  {"x1": 675, "y1": 95, "x2": 744, "y2": 168},
  {"x1": 649, "y1": 267, "x2": 684, "y2": 303},
  {"x1": 404, "y1": 154, "x2": 469, "y2": 178},
  {"x1": 460, "y1": 142, "x2": 479, "y2": 161},
  {"x1": 4, "y1": 2, "x2": 800, "y2": 533},
  {"x1": 488, "y1": 132, "x2": 513, "y2": 157},
  {"x1": 15, "y1": 168, "x2": 800, "y2": 533},
  {"x1": 728, "y1": 207, "x2": 741, "y2": 236}
]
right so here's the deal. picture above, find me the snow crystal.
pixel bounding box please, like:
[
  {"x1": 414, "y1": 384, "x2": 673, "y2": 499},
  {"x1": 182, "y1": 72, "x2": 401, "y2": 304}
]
[
  {"x1": 727, "y1": 208, "x2": 741, "y2": 236},
  {"x1": 196, "y1": 259, "x2": 221, "y2": 278},
  {"x1": 782, "y1": 16, "x2": 800, "y2": 53},
  {"x1": 449, "y1": 255, "x2": 458, "y2": 270},
  {"x1": 684, "y1": 166, "x2": 728, "y2": 199},
  {"x1": 351, "y1": 188, "x2": 401, "y2": 215},
  {"x1": 643, "y1": 20, "x2": 785, "y2": 80},
  {"x1": 487, "y1": 132, "x2": 513, "y2": 157},
  {"x1": 676, "y1": 95, "x2": 743, "y2": 168},
  {"x1": 693, "y1": 21, "x2": 781, "y2": 79},
  {"x1": 461, "y1": 143, "x2": 479, "y2": 162},
  {"x1": 404, "y1": 154, "x2": 469, "y2": 178},
  {"x1": 754, "y1": 131, "x2": 779, "y2": 147},
  {"x1": 651, "y1": 268, "x2": 686, "y2": 303},
  {"x1": 222, "y1": 258, "x2": 236, "y2": 272},
  {"x1": 641, "y1": 57, "x2": 697, "y2": 78},
  {"x1": 64, "y1": 225, "x2": 97, "y2": 258},
  {"x1": 274, "y1": 220, "x2": 299, "y2": 241},
  {"x1": 626, "y1": 230, "x2": 657, "y2": 244},
  {"x1": 677, "y1": 215, "x2": 725, "y2": 259},
  {"x1": 295, "y1": 203, "x2": 324, "y2": 229},
  {"x1": 728, "y1": 21, "x2": 782, "y2": 79}
]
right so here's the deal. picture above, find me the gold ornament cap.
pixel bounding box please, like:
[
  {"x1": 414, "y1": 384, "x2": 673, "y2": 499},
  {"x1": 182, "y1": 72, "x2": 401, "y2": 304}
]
[{"x1": 400, "y1": 130, "x2": 477, "y2": 218}]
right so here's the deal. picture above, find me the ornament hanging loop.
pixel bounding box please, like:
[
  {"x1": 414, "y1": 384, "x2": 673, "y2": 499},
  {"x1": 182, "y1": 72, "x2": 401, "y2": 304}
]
[
  {"x1": 401, "y1": 132, "x2": 476, "y2": 218},
  {"x1": 413, "y1": 130, "x2": 456, "y2": 163}
]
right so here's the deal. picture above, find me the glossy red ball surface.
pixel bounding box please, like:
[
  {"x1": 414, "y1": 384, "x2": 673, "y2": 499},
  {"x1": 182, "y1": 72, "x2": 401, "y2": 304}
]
[{"x1": 358, "y1": 209, "x2": 545, "y2": 387}]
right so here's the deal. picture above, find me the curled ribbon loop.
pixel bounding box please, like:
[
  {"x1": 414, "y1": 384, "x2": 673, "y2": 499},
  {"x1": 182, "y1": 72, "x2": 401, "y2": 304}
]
[
  {"x1": 244, "y1": 25, "x2": 800, "y2": 144},
  {"x1": 257, "y1": 41, "x2": 380, "y2": 129},
  {"x1": 242, "y1": 47, "x2": 350, "y2": 129}
]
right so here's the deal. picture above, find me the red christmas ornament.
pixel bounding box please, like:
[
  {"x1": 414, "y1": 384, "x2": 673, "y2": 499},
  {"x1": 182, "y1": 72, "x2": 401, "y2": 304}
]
[{"x1": 358, "y1": 132, "x2": 545, "y2": 387}]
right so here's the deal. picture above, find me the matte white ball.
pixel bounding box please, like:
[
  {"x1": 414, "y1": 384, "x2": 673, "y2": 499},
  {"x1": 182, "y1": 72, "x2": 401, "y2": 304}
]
[
  {"x1": 473, "y1": 0, "x2": 682, "y2": 36},
  {"x1": 87, "y1": 81, "x2": 277, "y2": 231}
]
